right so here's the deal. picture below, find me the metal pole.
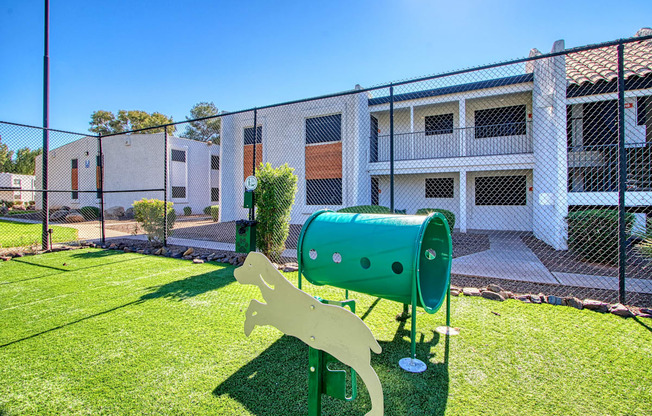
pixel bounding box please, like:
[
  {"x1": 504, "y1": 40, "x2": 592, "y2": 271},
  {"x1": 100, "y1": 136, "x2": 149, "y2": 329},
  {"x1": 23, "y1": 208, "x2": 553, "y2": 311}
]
[
  {"x1": 389, "y1": 84, "x2": 395, "y2": 213},
  {"x1": 41, "y1": 0, "x2": 50, "y2": 251},
  {"x1": 98, "y1": 135, "x2": 105, "y2": 244},
  {"x1": 250, "y1": 109, "x2": 257, "y2": 221},
  {"x1": 163, "y1": 130, "x2": 168, "y2": 246},
  {"x1": 617, "y1": 43, "x2": 627, "y2": 304}
]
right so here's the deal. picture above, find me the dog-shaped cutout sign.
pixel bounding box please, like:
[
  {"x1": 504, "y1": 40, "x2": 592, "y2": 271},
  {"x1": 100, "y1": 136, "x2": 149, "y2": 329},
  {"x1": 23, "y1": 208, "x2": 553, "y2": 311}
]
[{"x1": 234, "y1": 252, "x2": 384, "y2": 416}]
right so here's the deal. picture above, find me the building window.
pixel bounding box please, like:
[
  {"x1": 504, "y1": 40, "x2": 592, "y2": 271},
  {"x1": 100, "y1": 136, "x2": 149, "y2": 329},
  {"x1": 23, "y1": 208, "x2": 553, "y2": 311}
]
[
  {"x1": 638, "y1": 96, "x2": 649, "y2": 126},
  {"x1": 71, "y1": 159, "x2": 78, "y2": 200},
  {"x1": 371, "y1": 177, "x2": 379, "y2": 205},
  {"x1": 306, "y1": 114, "x2": 341, "y2": 144},
  {"x1": 475, "y1": 105, "x2": 526, "y2": 138},
  {"x1": 475, "y1": 175, "x2": 526, "y2": 206},
  {"x1": 425, "y1": 114, "x2": 454, "y2": 135},
  {"x1": 211, "y1": 187, "x2": 219, "y2": 202},
  {"x1": 244, "y1": 126, "x2": 262, "y2": 145},
  {"x1": 307, "y1": 178, "x2": 342, "y2": 205},
  {"x1": 211, "y1": 155, "x2": 220, "y2": 170},
  {"x1": 171, "y1": 186, "x2": 186, "y2": 199},
  {"x1": 171, "y1": 149, "x2": 186, "y2": 162},
  {"x1": 425, "y1": 178, "x2": 454, "y2": 198},
  {"x1": 583, "y1": 100, "x2": 617, "y2": 146}
]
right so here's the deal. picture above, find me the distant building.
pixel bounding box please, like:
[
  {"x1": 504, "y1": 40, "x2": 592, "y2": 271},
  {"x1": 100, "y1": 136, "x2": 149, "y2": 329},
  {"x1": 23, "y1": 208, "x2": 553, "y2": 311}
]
[{"x1": 0, "y1": 172, "x2": 36, "y2": 205}]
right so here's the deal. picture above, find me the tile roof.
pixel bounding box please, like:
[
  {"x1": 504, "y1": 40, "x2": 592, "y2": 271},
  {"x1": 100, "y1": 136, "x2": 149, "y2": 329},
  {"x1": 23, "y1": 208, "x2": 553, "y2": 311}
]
[{"x1": 566, "y1": 27, "x2": 652, "y2": 85}]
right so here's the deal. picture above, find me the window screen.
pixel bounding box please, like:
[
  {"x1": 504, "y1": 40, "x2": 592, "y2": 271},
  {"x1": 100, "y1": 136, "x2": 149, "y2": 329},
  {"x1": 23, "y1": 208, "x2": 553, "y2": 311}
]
[
  {"x1": 244, "y1": 126, "x2": 262, "y2": 145},
  {"x1": 306, "y1": 178, "x2": 342, "y2": 205},
  {"x1": 475, "y1": 105, "x2": 526, "y2": 138},
  {"x1": 475, "y1": 175, "x2": 526, "y2": 206},
  {"x1": 211, "y1": 187, "x2": 219, "y2": 202},
  {"x1": 638, "y1": 96, "x2": 649, "y2": 126},
  {"x1": 211, "y1": 155, "x2": 220, "y2": 170},
  {"x1": 425, "y1": 114, "x2": 454, "y2": 135},
  {"x1": 171, "y1": 149, "x2": 186, "y2": 163},
  {"x1": 71, "y1": 192, "x2": 78, "y2": 200},
  {"x1": 371, "y1": 177, "x2": 379, "y2": 205},
  {"x1": 306, "y1": 114, "x2": 342, "y2": 144},
  {"x1": 425, "y1": 178, "x2": 454, "y2": 198},
  {"x1": 172, "y1": 186, "x2": 186, "y2": 199}
]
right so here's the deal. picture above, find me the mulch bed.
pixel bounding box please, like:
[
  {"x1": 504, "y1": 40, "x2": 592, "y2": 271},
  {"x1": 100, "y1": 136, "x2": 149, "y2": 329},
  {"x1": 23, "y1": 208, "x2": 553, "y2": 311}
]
[{"x1": 522, "y1": 236, "x2": 651, "y2": 281}]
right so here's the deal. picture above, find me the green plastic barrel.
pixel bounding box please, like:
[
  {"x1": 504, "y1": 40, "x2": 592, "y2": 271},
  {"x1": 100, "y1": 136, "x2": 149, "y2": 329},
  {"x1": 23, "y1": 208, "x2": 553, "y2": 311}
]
[{"x1": 297, "y1": 210, "x2": 452, "y2": 314}]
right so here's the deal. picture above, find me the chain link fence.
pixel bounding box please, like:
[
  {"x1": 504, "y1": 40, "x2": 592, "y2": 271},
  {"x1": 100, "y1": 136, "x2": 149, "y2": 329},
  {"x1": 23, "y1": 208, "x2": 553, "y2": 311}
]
[{"x1": 1, "y1": 32, "x2": 650, "y2": 307}]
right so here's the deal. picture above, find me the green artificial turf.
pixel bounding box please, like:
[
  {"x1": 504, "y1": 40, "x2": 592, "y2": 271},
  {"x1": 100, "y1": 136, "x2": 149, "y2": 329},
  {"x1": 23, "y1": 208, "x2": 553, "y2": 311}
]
[
  {"x1": 0, "y1": 249, "x2": 650, "y2": 415},
  {"x1": 0, "y1": 220, "x2": 78, "y2": 248}
]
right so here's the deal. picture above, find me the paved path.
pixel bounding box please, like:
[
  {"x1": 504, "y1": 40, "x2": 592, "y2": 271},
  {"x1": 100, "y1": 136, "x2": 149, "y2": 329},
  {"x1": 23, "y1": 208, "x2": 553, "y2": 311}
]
[
  {"x1": 452, "y1": 232, "x2": 559, "y2": 284},
  {"x1": 553, "y1": 272, "x2": 652, "y2": 294}
]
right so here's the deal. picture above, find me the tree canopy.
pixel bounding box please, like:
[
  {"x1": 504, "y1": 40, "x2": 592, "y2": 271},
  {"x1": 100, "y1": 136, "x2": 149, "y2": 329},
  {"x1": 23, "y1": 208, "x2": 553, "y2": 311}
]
[
  {"x1": 89, "y1": 110, "x2": 175, "y2": 135},
  {"x1": 0, "y1": 138, "x2": 42, "y2": 175},
  {"x1": 181, "y1": 102, "x2": 221, "y2": 144}
]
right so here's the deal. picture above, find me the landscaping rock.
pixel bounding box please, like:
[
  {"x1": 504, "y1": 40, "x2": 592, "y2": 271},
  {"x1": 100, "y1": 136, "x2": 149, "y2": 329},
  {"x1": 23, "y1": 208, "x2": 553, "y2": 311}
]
[
  {"x1": 124, "y1": 207, "x2": 135, "y2": 220},
  {"x1": 283, "y1": 264, "x2": 299, "y2": 272},
  {"x1": 193, "y1": 258, "x2": 204, "y2": 264},
  {"x1": 137, "y1": 250, "x2": 145, "y2": 254},
  {"x1": 0, "y1": 206, "x2": 8, "y2": 215},
  {"x1": 183, "y1": 247, "x2": 194, "y2": 257},
  {"x1": 183, "y1": 255, "x2": 193, "y2": 260},
  {"x1": 583, "y1": 299, "x2": 609, "y2": 313},
  {"x1": 641, "y1": 308, "x2": 652, "y2": 315},
  {"x1": 546, "y1": 295, "x2": 563, "y2": 306},
  {"x1": 154, "y1": 248, "x2": 163, "y2": 255},
  {"x1": 65, "y1": 213, "x2": 85, "y2": 223},
  {"x1": 463, "y1": 287, "x2": 481, "y2": 297},
  {"x1": 481, "y1": 290, "x2": 505, "y2": 301},
  {"x1": 104, "y1": 206, "x2": 125, "y2": 220},
  {"x1": 123, "y1": 247, "x2": 131, "y2": 253},
  {"x1": 500, "y1": 290, "x2": 515, "y2": 299},
  {"x1": 563, "y1": 297, "x2": 584, "y2": 310},
  {"x1": 161, "y1": 247, "x2": 168, "y2": 256},
  {"x1": 450, "y1": 289, "x2": 460, "y2": 297},
  {"x1": 486, "y1": 284, "x2": 503, "y2": 293},
  {"x1": 1, "y1": 256, "x2": 11, "y2": 261},
  {"x1": 50, "y1": 209, "x2": 69, "y2": 221},
  {"x1": 610, "y1": 303, "x2": 634, "y2": 318},
  {"x1": 530, "y1": 294, "x2": 542, "y2": 304},
  {"x1": 515, "y1": 294, "x2": 531, "y2": 302}
]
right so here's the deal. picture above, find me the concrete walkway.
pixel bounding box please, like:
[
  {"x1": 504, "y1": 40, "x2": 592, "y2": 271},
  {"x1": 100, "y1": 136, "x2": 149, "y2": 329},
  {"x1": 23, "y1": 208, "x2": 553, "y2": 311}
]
[
  {"x1": 452, "y1": 232, "x2": 559, "y2": 284},
  {"x1": 553, "y1": 271, "x2": 652, "y2": 294}
]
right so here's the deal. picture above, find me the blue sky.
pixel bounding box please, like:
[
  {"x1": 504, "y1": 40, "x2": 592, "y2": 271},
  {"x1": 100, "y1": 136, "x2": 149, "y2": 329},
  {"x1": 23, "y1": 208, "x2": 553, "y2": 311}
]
[{"x1": 1, "y1": 0, "x2": 650, "y2": 141}]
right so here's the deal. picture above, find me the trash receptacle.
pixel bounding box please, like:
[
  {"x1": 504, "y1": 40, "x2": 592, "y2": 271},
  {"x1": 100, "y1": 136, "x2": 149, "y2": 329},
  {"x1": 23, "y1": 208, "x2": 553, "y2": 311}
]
[
  {"x1": 235, "y1": 219, "x2": 257, "y2": 253},
  {"x1": 297, "y1": 210, "x2": 452, "y2": 314}
]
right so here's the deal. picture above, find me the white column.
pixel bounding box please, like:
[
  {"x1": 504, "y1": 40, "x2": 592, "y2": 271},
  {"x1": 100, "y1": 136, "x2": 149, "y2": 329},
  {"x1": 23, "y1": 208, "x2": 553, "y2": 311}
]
[
  {"x1": 458, "y1": 99, "x2": 466, "y2": 157},
  {"x1": 459, "y1": 169, "x2": 467, "y2": 232}
]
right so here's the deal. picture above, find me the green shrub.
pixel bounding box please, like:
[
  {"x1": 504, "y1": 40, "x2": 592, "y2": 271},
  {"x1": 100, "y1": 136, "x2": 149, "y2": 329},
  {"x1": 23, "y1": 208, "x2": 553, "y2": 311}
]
[
  {"x1": 254, "y1": 163, "x2": 298, "y2": 262},
  {"x1": 567, "y1": 209, "x2": 634, "y2": 265},
  {"x1": 636, "y1": 217, "x2": 652, "y2": 259},
  {"x1": 133, "y1": 198, "x2": 176, "y2": 243},
  {"x1": 183, "y1": 206, "x2": 192, "y2": 216},
  {"x1": 203, "y1": 206, "x2": 212, "y2": 215},
  {"x1": 210, "y1": 205, "x2": 219, "y2": 222},
  {"x1": 416, "y1": 208, "x2": 456, "y2": 230},
  {"x1": 337, "y1": 205, "x2": 392, "y2": 214},
  {"x1": 80, "y1": 206, "x2": 100, "y2": 220}
]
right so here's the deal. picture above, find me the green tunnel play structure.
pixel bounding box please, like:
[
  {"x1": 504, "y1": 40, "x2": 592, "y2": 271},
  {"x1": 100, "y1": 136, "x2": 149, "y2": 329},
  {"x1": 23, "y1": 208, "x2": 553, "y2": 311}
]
[{"x1": 297, "y1": 210, "x2": 452, "y2": 314}]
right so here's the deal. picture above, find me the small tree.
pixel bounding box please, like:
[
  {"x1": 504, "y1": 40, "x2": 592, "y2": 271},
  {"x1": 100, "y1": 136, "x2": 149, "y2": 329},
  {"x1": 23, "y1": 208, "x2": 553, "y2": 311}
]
[
  {"x1": 254, "y1": 163, "x2": 298, "y2": 262},
  {"x1": 133, "y1": 199, "x2": 176, "y2": 244}
]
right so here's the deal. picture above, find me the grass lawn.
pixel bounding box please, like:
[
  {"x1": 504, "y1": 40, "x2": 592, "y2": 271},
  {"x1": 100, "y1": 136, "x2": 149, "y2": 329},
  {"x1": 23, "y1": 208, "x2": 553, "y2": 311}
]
[
  {"x1": 0, "y1": 249, "x2": 650, "y2": 416},
  {"x1": 0, "y1": 219, "x2": 78, "y2": 248}
]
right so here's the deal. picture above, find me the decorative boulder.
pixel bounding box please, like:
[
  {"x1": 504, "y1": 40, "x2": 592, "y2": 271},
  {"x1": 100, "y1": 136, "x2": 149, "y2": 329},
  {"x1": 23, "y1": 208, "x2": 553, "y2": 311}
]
[
  {"x1": 0, "y1": 206, "x2": 8, "y2": 215},
  {"x1": 65, "y1": 213, "x2": 85, "y2": 223},
  {"x1": 124, "y1": 207, "x2": 135, "y2": 220},
  {"x1": 104, "y1": 206, "x2": 125, "y2": 220},
  {"x1": 50, "y1": 209, "x2": 69, "y2": 221}
]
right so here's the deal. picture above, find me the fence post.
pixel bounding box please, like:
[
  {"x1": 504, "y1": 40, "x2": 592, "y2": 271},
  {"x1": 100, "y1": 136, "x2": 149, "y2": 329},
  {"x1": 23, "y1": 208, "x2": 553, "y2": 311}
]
[
  {"x1": 41, "y1": 0, "x2": 50, "y2": 251},
  {"x1": 98, "y1": 135, "x2": 105, "y2": 244},
  {"x1": 389, "y1": 84, "x2": 395, "y2": 213},
  {"x1": 617, "y1": 43, "x2": 626, "y2": 304},
  {"x1": 250, "y1": 108, "x2": 257, "y2": 221},
  {"x1": 163, "y1": 129, "x2": 168, "y2": 247}
]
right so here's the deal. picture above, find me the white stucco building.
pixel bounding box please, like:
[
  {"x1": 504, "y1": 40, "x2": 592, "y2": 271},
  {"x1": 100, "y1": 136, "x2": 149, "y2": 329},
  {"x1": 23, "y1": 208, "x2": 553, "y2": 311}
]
[
  {"x1": 0, "y1": 172, "x2": 36, "y2": 204},
  {"x1": 35, "y1": 133, "x2": 220, "y2": 215},
  {"x1": 218, "y1": 30, "x2": 652, "y2": 251}
]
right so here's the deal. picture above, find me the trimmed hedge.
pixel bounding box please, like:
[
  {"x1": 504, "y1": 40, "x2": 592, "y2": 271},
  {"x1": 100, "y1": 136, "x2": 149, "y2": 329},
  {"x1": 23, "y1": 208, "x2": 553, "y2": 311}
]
[
  {"x1": 133, "y1": 198, "x2": 176, "y2": 243},
  {"x1": 567, "y1": 209, "x2": 634, "y2": 265},
  {"x1": 203, "y1": 206, "x2": 212, "y2": 215},
  {"x1": 210, "y1": 205, "x2": 219, "y2": 222},
  {"x1": 80, "y1": 206, "x2": 100, "y2": 220},
  {"x1": 254, "y1": 163, "x2": 298, "y2": 262},
  {"x1": 183, "y1": 206, "x2": 192, "y2": 216},
  {"x1": 337, "y1": 205, "x2": 392, "y2": 214},
  {"x1": 416, "y1": 208, "x2": 456, "y2": 230}
]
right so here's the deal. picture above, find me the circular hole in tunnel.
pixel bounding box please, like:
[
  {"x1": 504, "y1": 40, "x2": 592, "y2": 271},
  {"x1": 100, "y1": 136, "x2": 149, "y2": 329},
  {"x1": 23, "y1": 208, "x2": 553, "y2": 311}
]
[
  {"x1": 332, "y1": 252, "x2": 342, "y2": 264},
  {"x1": 425, "y1": 249, "x2": 437, "y2": 260},
  {"x1": 309, "y1": 249, "x2": 318, "y2": 260},
  {"x1": 392, "y1": 262, "x2": 403, "y2": 274},
  {"x1": 360, "y1": 257, "x2": 371, "y2": 269}
]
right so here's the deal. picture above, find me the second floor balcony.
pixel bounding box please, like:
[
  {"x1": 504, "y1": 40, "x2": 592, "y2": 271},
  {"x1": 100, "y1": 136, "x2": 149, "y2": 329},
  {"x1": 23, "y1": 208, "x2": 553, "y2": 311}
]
[{"x1": 370, "y1": 121, "x2": 533, "y2": 163}]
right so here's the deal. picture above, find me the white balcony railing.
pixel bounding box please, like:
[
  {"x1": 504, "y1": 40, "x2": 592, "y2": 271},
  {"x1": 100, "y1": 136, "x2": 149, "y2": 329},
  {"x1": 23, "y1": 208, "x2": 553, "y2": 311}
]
[{"x1": 371, "y1": 121, "x2": 533, "y2": 162}]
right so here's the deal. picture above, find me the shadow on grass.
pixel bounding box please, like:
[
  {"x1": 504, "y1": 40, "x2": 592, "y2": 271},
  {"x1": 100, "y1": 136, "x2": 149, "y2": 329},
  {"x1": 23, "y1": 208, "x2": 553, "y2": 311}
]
[
  {"x1": 213, "y1": 320, "x2": 449, "y2": 416},
  {"x1": 633, "y1": 316, "x2": 652, "y2": 333},
  {"x1": 1, "y1": 265, "x2": 235, "y2": 348}
]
